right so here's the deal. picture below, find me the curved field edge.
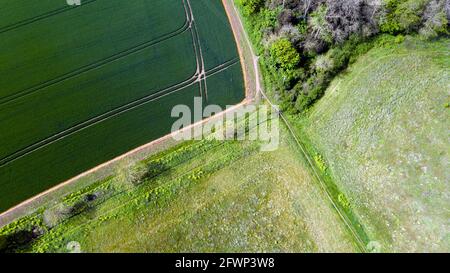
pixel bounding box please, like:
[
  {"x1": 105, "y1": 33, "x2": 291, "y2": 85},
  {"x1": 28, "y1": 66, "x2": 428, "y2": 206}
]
[
  {"x1": 229, "y1": 0, "x2": 369, "y2": 252},
  {"x1": 231, "y1": 0, "x2": 448, "y2": 252},
  {"x1": 298, "y1": 37, "x2": 449, "y2": 252},
  {"x1": 0, "y1": 0, "x2": 245, "y2": 212}
]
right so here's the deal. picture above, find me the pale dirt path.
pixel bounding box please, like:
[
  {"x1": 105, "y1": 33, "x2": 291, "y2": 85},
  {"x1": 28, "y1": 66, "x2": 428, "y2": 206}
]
[
  {"x1": 0, "y1": 0, "x2": 254, "y2": 226},
  {"x1": 222, "y1": 0, "x2": 367, "y2": 252}
]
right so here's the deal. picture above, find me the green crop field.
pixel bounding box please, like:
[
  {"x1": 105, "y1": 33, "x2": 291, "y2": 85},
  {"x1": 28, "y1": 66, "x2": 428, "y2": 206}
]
[
  {"x1": 0, "y1": 0, "x2": 245, "y2": 212},
  {"x1": 298, "y1": 37, "x2": 449, "y2": 252}
]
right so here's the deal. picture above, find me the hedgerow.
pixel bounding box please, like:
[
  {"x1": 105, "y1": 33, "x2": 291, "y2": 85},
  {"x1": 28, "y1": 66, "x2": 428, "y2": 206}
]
[{"x1": 236, "y1": 0, "x2": 449, "y2": 113}]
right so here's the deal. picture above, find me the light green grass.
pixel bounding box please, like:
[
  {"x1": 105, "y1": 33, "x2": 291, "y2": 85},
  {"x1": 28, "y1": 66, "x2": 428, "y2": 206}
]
[
  {"x1": 0, "y1": 111, "x2": 358, "y2": 253},
  {"x1": 74, "y1": 125, "x2": 357, "y2": 253},
  {"x1": 299, "y1": 37, "x2": 450, "y2": 252}
]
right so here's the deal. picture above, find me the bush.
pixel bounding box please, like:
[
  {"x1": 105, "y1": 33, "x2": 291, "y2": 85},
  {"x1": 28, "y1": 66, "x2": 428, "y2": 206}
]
[
  {"x1": 309, "y1": 4, "x2": 333, "y2": 43},
  {"x1": 43, "y1": 203, "x2": 72, "y2": 228},
  {"x1": 279, "y1": 24, "x2": 302, "y2": 44},
  {"x1": 293, "y1": 75, "x2": 327, "y2": 112},
  {"x1": 239, "y1": 0, "x2": 265, "y2": 15},
  {"x1": 329, "y1": 35, "x2": 374, "y2": 70},
  {"x1": 380, "y1": 0, "x2": 428, "y2": 34},
  {"x1": 314, "y1": 153, "x2": 327, "y2": 172},
  {"x1": 269, "y1": 38, "x2": 301, "y2": 70},
  {"x1": 113, "y1": 161, "x2": 147, "y2": 190},
  {"x1": 43, "y1": 197, "x2": 93, "y2": 228},
  {"x1": 314, "y1": 53, "x2": 334, "y2": 73},
  {"x1": 338, "y1": 193, "x2": 352, "y2": 209},
  {"x1": 419, "y1": 0, "x2": 448, "y2": 39}
]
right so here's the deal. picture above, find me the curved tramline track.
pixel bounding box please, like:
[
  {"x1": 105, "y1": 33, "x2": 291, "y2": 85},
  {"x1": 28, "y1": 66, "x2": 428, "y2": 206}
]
[
  {"x1": 0, "y1": 0, "x2": 241, "y2": 169},
  {"x1": 185, "y1": 0, "x2": 208, "y2": 100},
  {"x1": 0, "y1": 0, "x2": 246, "y2": 214},
  {"x1": 0, "y1": 59, "x2": 241, "y2": 168}
]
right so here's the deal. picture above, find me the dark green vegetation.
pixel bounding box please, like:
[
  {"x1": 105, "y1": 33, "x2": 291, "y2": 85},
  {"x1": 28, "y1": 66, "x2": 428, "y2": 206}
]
[
  {"x1": 0, "y1": 111, "x2": 359, "y2": 253},
  {"x1": 0, "y1": 0, "x2": 245, "y2": 211},
  {"x1": 237, "y1": 0, "x2": 448, "y2": 112}
]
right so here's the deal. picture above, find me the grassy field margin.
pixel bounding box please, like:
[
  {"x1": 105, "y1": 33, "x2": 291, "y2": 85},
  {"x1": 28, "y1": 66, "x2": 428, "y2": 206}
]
[{"x1": 0, "y1": 0, "x2": 254, "y2": 227}]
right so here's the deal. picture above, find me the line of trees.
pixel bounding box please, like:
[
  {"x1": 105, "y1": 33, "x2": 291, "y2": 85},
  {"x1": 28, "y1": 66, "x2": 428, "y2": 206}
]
[{"x1": 238, "y1": 0, "x2": 449, "y2": 112}]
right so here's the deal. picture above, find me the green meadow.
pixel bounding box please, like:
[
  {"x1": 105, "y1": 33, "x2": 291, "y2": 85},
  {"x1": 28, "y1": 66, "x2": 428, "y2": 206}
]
[
  {"x1": 0, "y1": 111, "x2": 359, "y2": 253},
  {"x1": 298, "y1": 37, "x2": 449, "y2": 252}
]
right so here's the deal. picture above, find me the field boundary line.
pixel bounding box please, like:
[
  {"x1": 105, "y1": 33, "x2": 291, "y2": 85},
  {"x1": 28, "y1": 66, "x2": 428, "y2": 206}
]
[
  {"x1": 224, "y1": 0, "x2": 367, "y2": 252},
  {"x1": 0, "y1": 0, "x2": 252, "y2": 226},
  {"x1": 30, "y1": 114, "x2": 269, "y2": 242},
  {"x1": 260, "y1": 90, "x2": 367, "y2": 252},
  {"x1": 0, "y1": 99, "x2": 252, "y2": 225},
  {"x1": 222, "y1": 0, "x2": 256, "y2": 99},
  {"x1": 0, "y1": 59, "x2": 241, "y2": 167}
]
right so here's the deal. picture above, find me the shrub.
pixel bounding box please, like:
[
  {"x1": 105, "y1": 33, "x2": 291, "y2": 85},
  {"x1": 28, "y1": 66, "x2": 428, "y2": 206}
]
[
  {"x1": 375, "y1": 33, "x2": 399, "y2": 47},
  {"x1": 329, "y1": 35, "x2": 374, "y2": 70},
  {"x1": 43, "y1": 203, "x2": 72, "y2": 228},
  {"x1": 419, "y1": 0, "x2": 448, "y2": 39},
  {"x1": 314, "y1": 53, "x2": 334, "y2": 73},
  {"x1": 309, "y1": 4, "x2": 333, "y2": 43},
  {"x1": 279, "y1": 24, "x2": 303, "y2": 44},
  {"x1": 313, "y1": 153, "x2": 328, "y2": 172},
  {"x1": 338, "y1": 193, "x2": 352, "y2": 209},
  {"x1": 380, "y1": 0, "x2": 429, "y2": 34},
  {"x1": 113, "y1": 161, "x2": 147, "y2": 190},
  {"x1": 294, "y1": 80, "x2": 326, "y2": 112},
  {"x1": 239, "y1": 0, "x2": 265, "y2": 15},
  {"x1": 297, "y1": 19, "x2": 308, "y2": 36},
  {"x1": 269, "y1": 38, "x2": 301, "y2": 70}
]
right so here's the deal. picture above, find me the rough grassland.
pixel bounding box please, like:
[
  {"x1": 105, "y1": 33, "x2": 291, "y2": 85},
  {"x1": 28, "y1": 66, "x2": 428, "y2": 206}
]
[
  {"x1": 0, "y1": 112, "x2": 358, "y2": 253},
  {"x1": 300, "y1": 37, "x2": 449, "y2": 252},
  {"x1": 0, "y1": 0, "x2": 245, "y2": 211},
  {"x1": 76, "y1": 126, "x2": 357, "y2": 252}
]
